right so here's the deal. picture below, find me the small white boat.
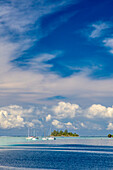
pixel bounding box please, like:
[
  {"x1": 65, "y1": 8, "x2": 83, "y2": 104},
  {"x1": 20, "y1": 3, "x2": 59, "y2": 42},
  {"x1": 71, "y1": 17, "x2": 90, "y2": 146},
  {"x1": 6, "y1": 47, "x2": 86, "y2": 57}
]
[
  {"x1": 42, "y1": 127, "x2": 56, "y2": 141},
  {"x1": 42, "y1": 137, "x2": 48, "y2": 140},
  {"x1": 48, "y1": 137, "x2": 56, "y2": 140},
  {"x1": 42, "y1": 137, "x2": 56, "y2": 140},
  {"x1": 26, "y1": 136, "x2": 33, "y2": 140},
  {"x1": 26, "y1": 128, "x2": 34, "y2": 140},
  {"x1": 32, "y1": 137, "x2": 39, "y2": 140}
]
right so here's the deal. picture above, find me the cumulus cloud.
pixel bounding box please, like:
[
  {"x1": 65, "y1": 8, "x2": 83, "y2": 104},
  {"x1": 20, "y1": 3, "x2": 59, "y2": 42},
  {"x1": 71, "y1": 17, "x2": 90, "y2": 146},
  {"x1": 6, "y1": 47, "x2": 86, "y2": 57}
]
[
  {"x1": 52, "y1": 102, "x2": 80, "y2": 119},
  {"x1": 86, "y1": 104, "x2": 113, "y2": 118},
  {"x1": 0, "y1": 105, "x2": 36, "y2": 129},
  {"x1": 0, "y1": 104, "x2": 51, "y2": 129},
  {"x1": 52, "y1": 120, "x2": 64, "y2": 129},
  {"x1": 65, "y1": 122, "x2": 77, "y2": 130},
  {"x1": 107, "y1": 123, "x2": 113, "y2": 130},
  {"x1": 49, "y1": 102, "x2": 113, "y2": 131},
  {"x1": 1, "y1": 102, "x2": 113, "y2": 132},
  {"x1": 51, "y1": 119, "x2": 76, "y2": 130},
  {"x1": 32, "y1": 119, "x2": 43, "y2": 128},
  {"x1": 0, "y1": 107, "x2": 24, "y2": 129},
  {"x1": 46, "y1": 114, "x2": 52, "y2": 122}
]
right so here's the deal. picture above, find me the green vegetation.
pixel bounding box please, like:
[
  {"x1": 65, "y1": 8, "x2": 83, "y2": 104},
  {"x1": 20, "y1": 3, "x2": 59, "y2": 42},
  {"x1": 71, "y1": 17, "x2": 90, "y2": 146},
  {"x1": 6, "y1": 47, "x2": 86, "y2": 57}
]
[
  {"x1": 51, "y1": 129, "x2": 79, "y2": 137},
  {"x1": 108, "y1": 134, "x2": 113, "y2": 138}
]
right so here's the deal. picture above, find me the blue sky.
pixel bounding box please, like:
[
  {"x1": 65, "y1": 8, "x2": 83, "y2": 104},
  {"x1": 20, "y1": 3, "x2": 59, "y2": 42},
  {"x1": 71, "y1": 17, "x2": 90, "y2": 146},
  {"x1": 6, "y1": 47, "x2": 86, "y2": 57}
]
[{"x1": 0, "y1": 0, "x2": 113, "y2": 136}]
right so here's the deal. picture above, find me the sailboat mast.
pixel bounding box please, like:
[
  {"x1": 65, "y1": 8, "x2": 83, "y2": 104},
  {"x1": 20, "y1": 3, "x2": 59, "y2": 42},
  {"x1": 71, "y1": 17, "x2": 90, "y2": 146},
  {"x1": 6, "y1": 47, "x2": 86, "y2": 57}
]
[{"x1": 28, "y1": 127, "x2": 29, "y2": 137}]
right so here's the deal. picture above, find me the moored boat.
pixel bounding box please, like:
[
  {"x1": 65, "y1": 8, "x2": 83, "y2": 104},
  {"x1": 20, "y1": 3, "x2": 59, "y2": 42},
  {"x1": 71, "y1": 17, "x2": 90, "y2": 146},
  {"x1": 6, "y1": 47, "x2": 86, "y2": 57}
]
[
  {"x1": 26, "y1": 136, "x2": 33, "y2": 140},
  {"x1": 48, "y1": 136, "x2": 56, "y2": 140},
  {"x1": 42, "y1": 136, "x2": 56, "y2": 140},
  {"x1": 32, "y1": 137, "x2": 39, "y2": 140}
]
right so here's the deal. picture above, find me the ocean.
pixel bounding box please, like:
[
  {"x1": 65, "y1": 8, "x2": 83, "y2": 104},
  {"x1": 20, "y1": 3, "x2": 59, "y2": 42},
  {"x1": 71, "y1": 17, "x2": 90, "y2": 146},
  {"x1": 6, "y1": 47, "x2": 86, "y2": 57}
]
[{"x1": 0, "y1": 136, "x2": 113, "y2": 169}]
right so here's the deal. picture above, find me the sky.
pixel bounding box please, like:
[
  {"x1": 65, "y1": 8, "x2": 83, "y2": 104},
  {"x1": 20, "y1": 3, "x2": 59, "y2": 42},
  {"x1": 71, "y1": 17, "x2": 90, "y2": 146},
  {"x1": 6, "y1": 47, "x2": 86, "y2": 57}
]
[{"x1": 0, "y1": 0, "x2": 113, "y2": 136}]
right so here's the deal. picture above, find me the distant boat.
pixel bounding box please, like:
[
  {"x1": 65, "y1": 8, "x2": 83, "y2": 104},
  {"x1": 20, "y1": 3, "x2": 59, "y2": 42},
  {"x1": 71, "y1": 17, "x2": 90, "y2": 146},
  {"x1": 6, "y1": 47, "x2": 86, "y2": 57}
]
[
  {"x1": 26, "y1": 128, "x2": 32, "y2": 140},
  {"x1": 32, "y1": 137, "x2": 39, "y2": 140},
  {"x1": 26, "y1": 136, "x2": 33, "y2": 140},
  {"x1": 48, "y1": 136, "x2": 56, "y2": 140},
  {"x1": 42, "y1": 136, "x2": 56, "y2": 140},
  {"x1": 42, "y1": 137, "x2": 48, "y2": 140},
  {"x1": 26, "y1": 128, "x2": 39, "y2": 140},
  {"x1": 42, "y1": 127, "x2": 56, "y2": 140},
  {"x1": 31, "y1": 129, "x2": 39, "y2": 140},
  {"x1": 26, "y1": 128, "x2": 37, "y2": 140}
]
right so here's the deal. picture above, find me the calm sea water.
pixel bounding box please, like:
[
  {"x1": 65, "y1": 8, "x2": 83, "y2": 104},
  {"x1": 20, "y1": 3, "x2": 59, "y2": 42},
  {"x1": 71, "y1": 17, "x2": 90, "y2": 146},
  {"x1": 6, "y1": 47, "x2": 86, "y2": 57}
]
[{"x1": 0, "y1": 136, "x2": 113, "y2": 169}]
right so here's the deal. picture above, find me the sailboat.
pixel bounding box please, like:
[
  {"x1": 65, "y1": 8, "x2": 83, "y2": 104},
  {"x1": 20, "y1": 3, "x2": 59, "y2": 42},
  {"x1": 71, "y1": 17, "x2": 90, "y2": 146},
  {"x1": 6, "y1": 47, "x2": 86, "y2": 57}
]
[
  {"x1": 31, "y1": 129, "x2": 39, "y2": 140},
  {"x1": 26, "y1": 128, "x2": 33, "y2": 140},
  {"x1": 42, "y1": 127, "x2": 56, "y2": 140},
  {"x1": 47, "y1": 127, "x2": 56, "y2": 140},
  {"x1": 42, "y1": 136, "x2": 56, "y2": 140},
  {"x1": 47, "y1": 136, "x2": 56, "y2": 140},
  {"x1": 42, "y1": 128, "x2": 48, "y2": 140}
]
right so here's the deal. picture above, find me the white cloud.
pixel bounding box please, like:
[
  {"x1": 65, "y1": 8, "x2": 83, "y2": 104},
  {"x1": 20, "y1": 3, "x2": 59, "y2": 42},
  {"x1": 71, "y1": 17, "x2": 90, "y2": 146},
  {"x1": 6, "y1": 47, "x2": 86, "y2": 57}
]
[
  {"x1": 0, "y1": 0, "x2": 76, "y2": 34},
  {"x1": 1, "y1": 103, "x2": 113, "y2": 131},
  {"x1": 51, "y1": 119, "x2": 77, "y2": 130},
  {"x1": 28, "y1": 53, "x2": 60, "y2": 71},
  {"x1": 80, "y1": 122, "x2": 86, "y2": 128},
  {"x1": 89, "y1": 22, "x2": 113, "y2": 55},
  {"x1": 52, "y1": 120, "x2": 64, "y2": 129},
  {"x1": 89, "y1": 22, "x2": 109, "y2": 38},
  {"x1": 0, "y1": 105, "x2": 35, "y2": 129},
  {"x1": 0, "y1": 2, "x2": 113, "y2": 106},
  {"x1": 103, "y1": 38, "x2": 113, "y2": 54},
  {"x1": 65, "y1": 122, "x2": 72, "y2": 126},
  {"x1": 32, "y1": 119, "x2": 43, "y2": 128},
  {"x1": 65, "y1": 122, "x2": 77, "y2": 130},
  {"x1": 0, "y1": 0, "x2": 82, "y2": 106},
  {"x1": 86, "y1": 104, "x2": 113, "y2": 118},
  {"x1": 52, "y1": 102, "x2": 80, "y2": 119},
  {"x1": 26, "y1": 122, "x2": 34, "y2": 128},
  {"x1": 46, "y1": 114, "x2": 52, "y2": 122},
  {"x1": 0, "y1": 109, "x2": 24, "y2": 129},
  {"x1": 107, "y1": 123, "x2": 113, "y2": 130}
]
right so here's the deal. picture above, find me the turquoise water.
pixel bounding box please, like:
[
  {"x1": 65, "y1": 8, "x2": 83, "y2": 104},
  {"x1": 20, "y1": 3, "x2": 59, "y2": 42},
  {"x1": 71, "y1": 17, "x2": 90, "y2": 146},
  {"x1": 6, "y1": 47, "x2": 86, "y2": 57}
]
[
  {"x1": 0, "y1": 136, "x2": 112, "y2": 146},
  {"x1": 0, "y1": 136, "x2": 113, "y2": 169}
]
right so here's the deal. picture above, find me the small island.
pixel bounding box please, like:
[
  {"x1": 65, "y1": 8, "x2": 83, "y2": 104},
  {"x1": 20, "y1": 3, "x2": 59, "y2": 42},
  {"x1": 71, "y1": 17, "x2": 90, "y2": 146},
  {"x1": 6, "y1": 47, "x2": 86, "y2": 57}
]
[{"x1": 51, "y1": 129, "x2": 79, "y2": 137}]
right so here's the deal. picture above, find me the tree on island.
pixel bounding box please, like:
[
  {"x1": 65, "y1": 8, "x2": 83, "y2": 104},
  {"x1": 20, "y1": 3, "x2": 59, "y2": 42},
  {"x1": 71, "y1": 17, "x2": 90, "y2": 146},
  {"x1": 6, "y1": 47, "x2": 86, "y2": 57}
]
[
  {"x1": 51, "y1": 129, "x2": 79, "y2": 137},
  {"x1": 108, "y1": 134, "x2": 112, "y2": 138}
]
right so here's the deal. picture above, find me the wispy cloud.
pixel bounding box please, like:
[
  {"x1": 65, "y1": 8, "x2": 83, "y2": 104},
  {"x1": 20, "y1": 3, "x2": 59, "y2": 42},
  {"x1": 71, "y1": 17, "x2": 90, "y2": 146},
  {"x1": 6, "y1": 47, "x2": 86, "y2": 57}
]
[
  {"x1": 89, "y1": 22, "x2": 110, "y2": 38},
  {"x1": 103, "y1": 38, "x2": 113, "y2": 54},
  {"x1": 0, "y1": 0, "x2": 80, "y2": 105},
  {"x1": 0, "y1": 2, "x2": 113, "y2": 108},
  {"x1": 27, "y1": 52, "x2": 62, "y2": 72},
  {"x1": 88, "y1": 21, "x2": 113, "y2": 55}
]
